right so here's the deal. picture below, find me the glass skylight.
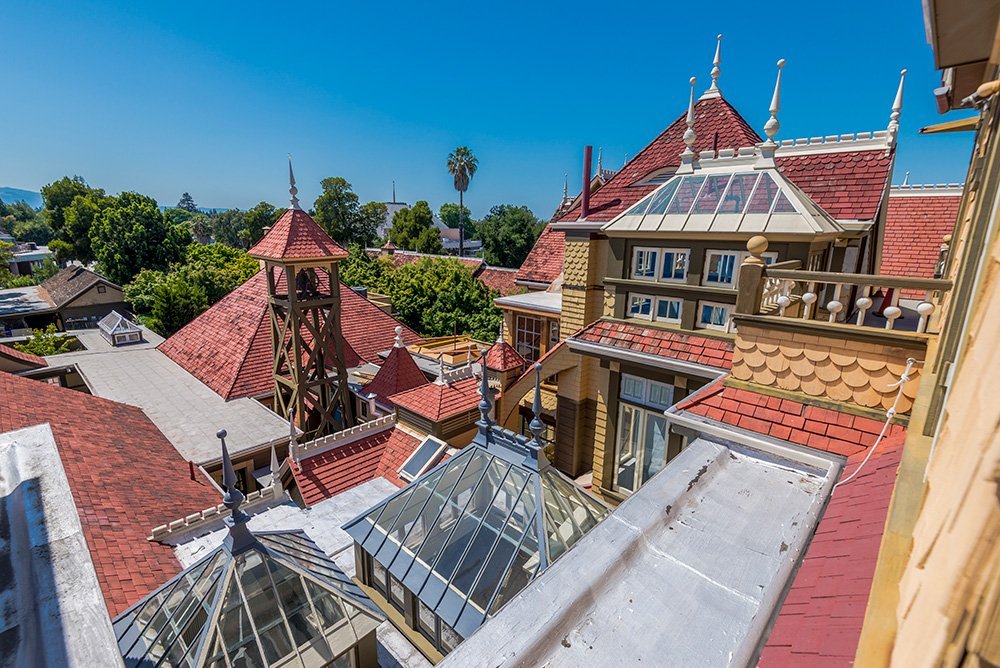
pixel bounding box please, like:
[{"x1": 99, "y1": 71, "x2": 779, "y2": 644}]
[
  {"x1": 625, "y1": 171, "x2": 798, "y2": 221},
  {"x1": 398, "y1": 436, "x2": 449, "y2": 482}
]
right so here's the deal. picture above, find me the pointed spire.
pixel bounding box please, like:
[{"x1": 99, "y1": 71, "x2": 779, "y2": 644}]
[
  {"x1": 887, "y1": 69, "x2": 907, "y2": 145},
  {"x1": 623, "y1": 153, "x2": 629, "y2": 167},
  {"x1": 597, "y1": 146, "x2": 604, "y2": 173},
  {"x1": 701, "y1": 34, "x2": 723, "y2": 99},
  {"x1": 269, "y1": 440, "x2": 282, "y2": 491},
  {"x1": 902, "y1": 170, "x2": 910, "y2": 186},
  {"x1": 477, "y1": 354, "x2": 493, "y2": 436},
  {"x1": 497, "y1": 319, "x2": 505, "y2": 344},
  {"x1": 393, "y1": 325, "x2": 404, "y2": 348},
  {"x1": 392, "y1": 179, "x2": 397, "y2": 204},
  {"x1": 218, "y1": 429, "x2": 254, "y2": 552},
  {"x1": 678, "y1": 77, "x2": 699, "y2": 174},
  {"x1": 287, "y1": 154, "x2": 301, "y2": 210},
  {"x1": 562, "y1": 174, "x2": 569, "y2": 205},
  {"x1": 763, "y1": 59, "x2": 785, "y2": 146},
  {"x1": 523, "y1": 364, "x2": 546, "y2": 469}
]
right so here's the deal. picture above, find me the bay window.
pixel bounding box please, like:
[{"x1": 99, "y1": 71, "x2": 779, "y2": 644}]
[{"x1": 613, "y1": 374, "x2": 675, "y2": 495}]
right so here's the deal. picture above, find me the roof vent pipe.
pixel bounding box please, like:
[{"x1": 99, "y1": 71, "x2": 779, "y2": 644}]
[{"x1": 580, "y1": 145, "x2": 593, "y2": 220}]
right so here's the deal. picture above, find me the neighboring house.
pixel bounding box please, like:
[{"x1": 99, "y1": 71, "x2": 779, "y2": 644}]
[
  {"x1": 0, "y1": 265, "x2": 126, "y2": 335},
  {"x1": 5, "y1": 240, "x2": 53, "y2": 276},
  {"x1": 378, "y1": 199, "x2": 483, "y2": 256}
]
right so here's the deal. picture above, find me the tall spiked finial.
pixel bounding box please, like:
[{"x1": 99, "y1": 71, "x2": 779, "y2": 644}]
[
  {"x1": 269, "y1": 439, "x2": 282, "y2": 492},
  {"x1": 522, "y1": 363, "x2": 546, "y2": 469},
  {"x1": 562, "y1": 174, "x2": 569, "y2": 205},
  {"x1": 497, "y1": 319, "x2": 505, "y2": 344},
  {"x1": 392, "y1": 179, "x2": 397, "y2": 204},
  {"x1": 393, "y1": 325, "x2": 404, "y2": 348},
  {"x1": 763, "y1": 59, "x2": 785, "y2": 146},
  {"x1": 477, "y1": 354, "x2": 493, "y2": 435},
  {"x1": 702, "y1": 34, "x2": 723, "y2": 98},
  {"x1": 435, "y1": 355, "x2": 446, "y2": 385},
  {"x1": 597, "y1": 146, "x2": 604, "y2": 173},
  {"x1": 678, "y1": 77, "x2": 699, "y2": 174},
  {"x1": 218, "y1": 429, "x2": 254, "y2": 552},
  {"x1": 887, "y1": 69, "x2": 907, "y2": 145},
  {"x1": 288, "y1": 154, "x2": 301, "y2": 210}
]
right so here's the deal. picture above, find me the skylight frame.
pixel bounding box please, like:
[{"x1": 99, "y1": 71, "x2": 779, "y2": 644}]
[{"x1": 398, "y1": 435, "x2": 449, "y2": 482}]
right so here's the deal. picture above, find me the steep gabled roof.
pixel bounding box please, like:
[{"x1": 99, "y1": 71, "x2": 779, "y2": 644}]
[
  {"x1": 159, "y1": 270, "x2": 419, "y2": 400},
  {"x1": 775, "y1": 149, "x2": 893, "y2": 222},
  {"x1": 881, "y1": 189, "x2": 961, "y2": 297},
  {"x1": 389, "y1": 376, "x2": 481, "y2": 422},
  {"x1": 361, "y1": 343, "x2": 429, "y2": 408},
  {"x1": 248, "y1": 208, "x2": 349, "y2": 261},
  {"x1": 0, "y1": 371, "x2": 219, "y2": 616},
  {"x1": 40, "y1": 265, "x2": 117, "y2": 307},
  {"x1": 515, "y1": 224, "x2": 566, "y2": 286}
]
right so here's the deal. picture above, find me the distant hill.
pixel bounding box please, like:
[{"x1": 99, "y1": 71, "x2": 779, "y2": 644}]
[{"x1": 0, "y1": 187, "x2": 43, "y2": 209}]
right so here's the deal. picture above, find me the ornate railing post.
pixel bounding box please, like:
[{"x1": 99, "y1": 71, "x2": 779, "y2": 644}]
[{"x1": 736, "y1": 235, "x2": 769, "y2": 315}]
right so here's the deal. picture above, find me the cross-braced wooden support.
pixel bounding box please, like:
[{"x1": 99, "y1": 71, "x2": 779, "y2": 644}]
[{"x1": 265, "y1": 261, "x2": 355, "y2": 438}]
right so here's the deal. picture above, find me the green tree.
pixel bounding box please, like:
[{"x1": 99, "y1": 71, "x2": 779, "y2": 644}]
[
  {"x1": 164, "y1": 206, "x2": 194, "y2": 228},
  {"x1": 63, "y1": 190, "x2": 110, "y2": 263},
  {"x1": 123, "y1": 268, "x2": 168, "y2": 314},
  {"x1": 40, "y1": 176, "x2": 90, "y2": 231},
  {"x1": 148, "y1": 273, "x2": 208, "y2": 336},
  {"x1": 210, "y1": 209, "x2": 246, "y2": 248},
  {"x1": 439, "y1": 203, "x2": 473, "y2": 231},
  {"x1": 415, "y1": 226, "x2": 443, "y2": 254},
  {"x1": 475, "y1": 204, "x2": 543, "y2": 268},
  {"x1": 13, "y1": 324, "x2": 72, "y2": 356},
  {"x1": 241, "y1": 201, "x2": 283, "y2": 248},
  {"x1": 0, "y1": 200, "x2": 40, "y2": 233},
  {"x1": 32, "y1": 257, "x2": 60, "y2": 282},
  {"x1": 12, "y1": 218, "x2": 56, "y2": 245},
  {"x1": 390, "y1": 258, "x2": 500, "y2": 340},
  {"x1": 447, "y1": 146, "x2": 478, "y2": 257},
  {"x1": 357, "y1": 201, "x2": 387, "y2": 245},
  {"x1": 313, "y1": 177, "x2": 365, "y2": 245},
  {"x1": 188, "y1": 213, "x2": 213, "y2": 245},
  {"x1": 47, "y1": 239, "x2": 74, "y2": 265},
  {"x1": 390, "y1": 201, "x2": 439, "y2": 252},
  {"x1": 90, "y1": 192, "x2": 188, "y2": 285},
  {"x1": 339, "y1": 244, "x2": 391, "y2": 291},
  {"x1": 177, "y1": 192, "x2": 198, "y2": 212}
]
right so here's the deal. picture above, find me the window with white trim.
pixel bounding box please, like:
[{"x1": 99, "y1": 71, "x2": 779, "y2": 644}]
[
  {"x1": 654, "y1": 297, "x2": 682, "y2": 324},
  {"x1": 515, "y1": 315, "x2": 542, "y2": 361},
  {"x1": 660, "y1": 249, "x2": 689, "y2": 282},
  {"x1": 702, "y1": 249, "x2": 777, "y2": 287},
  {"x1": 630, "y1": 246, "x2": 689, "y2": 283},
  {"x1": 697, "y1": 301, "x2": 731, "y2": 331},
  {"x1": 627, "y1": 294, "x2": 654, "y2": 320},
  {"x1": 631, "y1": 247, "x2": 658, "y2": 280},
  {"x1": 614, "y1": 374, "x2": 676, "y2": 494}
]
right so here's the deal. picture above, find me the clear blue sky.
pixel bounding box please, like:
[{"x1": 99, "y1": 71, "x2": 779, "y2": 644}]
[{"x1": 1, "y1": 0, "x2": 972, "y2": 219}]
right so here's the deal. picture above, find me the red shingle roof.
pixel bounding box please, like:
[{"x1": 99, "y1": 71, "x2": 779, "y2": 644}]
[
  {"x1": 292, "y1": 425, "x2": 420, "y2": 506},
  {"x1": 367, "y1": 250, "x2": 483, "y2": 271},
  {"x1": 361, "y1": 344, "x2": 429, "y2": 408},
  {"x1": 389, "y1": 376, "x2": 481, "y2": 422},
  {"x1": 775, "y1": 149, "x2": 893, "y2": 222},
  {"x1": 759, "y1": 431, "x2": 906, "y2": 667},
  {"x1": 0, "y1": 342, "x2": 47, "y2": 370},
  {"x1": 484, "y1": 340, "x2": 527, "y2": 372},
  {"x1": 159, "y1": 270, "x2": 419, "y2": 400},
  {"x1": 0, "y1": 371, "x2": 219, "y2": 616},
  {"x1": 477, "y1": 267, "x2": 521, "y2": 296},
  {"x1": 881, "y1": 193, "x2": 961, "y2": 298},
  {"x1": 515, "y1": 224, "x2": 565, "y2": 286},
  {"x1": 573, "y1": 320, "x2": 733, "y2": 370},
  {"x1": 248, "y1": 208, "x2": 349, "y2": 261}
]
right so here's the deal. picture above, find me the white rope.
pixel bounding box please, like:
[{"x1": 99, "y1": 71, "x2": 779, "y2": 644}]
[{"x1": 834, "y1": 357, "x2": 919, "y2": 489}]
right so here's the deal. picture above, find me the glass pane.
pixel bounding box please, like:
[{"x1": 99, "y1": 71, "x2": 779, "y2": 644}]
[
  {"x1": 467, "y1": 485, "x2": 529, "y2": 613},
  {"x1": 655, "y1": 299, "x2": 680, "y2": 322},
  {"x1": 717, "y1": 173, "x2": 760, "y2": 214},
  {"x1": 440, "y1": 623, "x2": 463, "y2": 652},
  {"x1": 644, "y1": 179, "x2": 681, "y2": 216},
  {"x1": 661, "y1": 251, "x2": 687, "y2": 280},
  {"x1": 545, "y1": 473, "x2": 600, "y2": 535},
  {"x1": 307, "y1": 582, "x2": 346, "y2": 628},
  {"x1": 384, "y1": 466, "x2": 446, "y2": 550},
  {"x1": 623, "y1": 195, "x2": 653, "y2": 217},
  {"x1": 691, "y1": 174, "x2": 732, "y2": 214},
  {"x1": 746, "y1": 172, "x2": 779, "y2": 213},
  {"x1": 632, "y1": 249, "x2": 658, "y2": 279},
  {"x1": 489, "y1": 522, "x2": 539, "y2": 615},
  {"x1": 616, "y1": 404, "x2": 639, "y2": 493},
  {"x1": 620, "y1": 375, "x2": 645, "y2": 403},
  {"x1": 400, "y1": 438, "x2": 446, "y2": 479},
  {"x1": 772, "y1": 190, "x2": 796, "y2": 213},
  {"x1": 642, "y1": 414, "x2": 669, "y2": 484},
  {"x1": 706, "y1": 253, "x2": 737, "y2": 284},
  {"x1": 402, "y1": 453, "x2": 473, "y2": 555},
  {"x1": 628, "y1": 295, "x2": 652, "y2": 318},
  {"x1": 665, "y1": 176, "x2": 705, "y2": 215},
  {"x1": 647, "y1": 381, "x2": 674, "y2": 409},
  {"x1": 415, "y1": 451, "x2": 490, "y2": 569},
  {"x1": 418, "y1": 600, "x2": 437, "y2": 635}
]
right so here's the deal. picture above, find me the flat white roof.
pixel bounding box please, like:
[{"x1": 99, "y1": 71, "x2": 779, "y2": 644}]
[
  {"x1": 0, "y1": 284, "x2": 53, "y2": 317},
  {"x1": 494, "y1": 290, "x2": 562, "y2": 315}
]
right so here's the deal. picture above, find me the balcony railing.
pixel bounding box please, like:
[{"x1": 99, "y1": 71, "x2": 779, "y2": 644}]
[{"x1": 736, "y1": 237, "x2": 953, "y2": 335}]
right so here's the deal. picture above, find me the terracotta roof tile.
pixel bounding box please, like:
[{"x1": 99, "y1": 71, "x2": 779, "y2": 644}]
[
  {"x1": 0, "y1": 342, "x2": 47, "y2": 369},
  {"x1": 292, "y1": 425, "x2": 421, "y2": 506},
  {"x1": 0, "y1": 371, "x2": 219, "y2": 616},
  {"x1": 880, "y1": 193, "x2": 961, "y2": 298},
  {"x1": 361, "y1": 344, "x2": 429, "y2": 408},
  {"x1": 484, "y1": 340, "x2": 527, "y2": 372},
  {"x1": 389, "y1": 376, "x2": 481, "y2": 422},
  {"x1": 248, "y1": 208, "x2": 349, "y2": 261},
  {"x1": 477, "y1": 267, "x2": 521, "y2": 296},
  {"x1": 573, "y1": 320, "x2": 733, "y2": 370},
  {"x1": 159, "y1": 270, "x2": 419, "y2": 400},
  {"x1": 515, "y1": 225, "x2": 565, "y2": 286},
  {"x1": 775, "y1": 149, "x2": 893, "y2": 222}
]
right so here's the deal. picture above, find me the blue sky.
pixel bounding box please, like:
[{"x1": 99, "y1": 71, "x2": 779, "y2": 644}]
[{"x1": 1, "y1": 0, "x2": 972, "y2": 218}]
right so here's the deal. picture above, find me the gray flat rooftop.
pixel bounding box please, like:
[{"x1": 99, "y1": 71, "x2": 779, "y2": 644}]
[
  {"x1": 493, "y1": 289, "x2": 562, "y2": 314},
  {"x1": 0, "y1": 284, "x2": 54, "y2": 317},
  {"x1": 0, "y1": 424, "x2": 121, "y2": 667},
  {"x1": 168, "y1": 478, "x2": 431, "y2": 668},
  {"x1": 441, "y1": 434, "x2": 840, "y2": 667},
  {"x1": 51, "y1": 328, "x2": 289, "y2": 464}
]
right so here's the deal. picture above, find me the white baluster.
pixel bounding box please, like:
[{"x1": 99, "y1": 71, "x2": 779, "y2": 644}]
[
  {"x1": 883, "y1": 306, "x2": 902, "y2": 330},
  {"x1": 916, "y1": 302, "x2": 935, "y2": 333},
  {"x1": 801, "y1": 292, "x2": 817, "y2": 319},
  {"x1": 827, "y1": 300, "x2": 844, "y2": 323},
  {"x1": 855, "y1": 284, "x2": 872, "y2": 326},
  {"x1": 777, "y1": 295, "x2": 790, "y2": 317}
]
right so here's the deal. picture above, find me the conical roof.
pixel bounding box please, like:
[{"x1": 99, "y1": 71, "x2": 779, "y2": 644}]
[
  {"x1": 249, "y1": 209, "x2": 349, "y2": 262},
  {"x1": 361, "y1": 340, "x2": 429, "y2": 408},
  {"x1": 483, "y1": 340, "x2": 527, "y2": 372}
]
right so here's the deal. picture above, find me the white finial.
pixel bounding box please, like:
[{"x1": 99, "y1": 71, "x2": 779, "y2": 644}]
[
  {"x1": 623, "y1": 153, "x2": 629, "y2": 167},
  {"x1": 902, "y1": 170, "x2": 910, "y2": 186},
  {"x1": 392, "y1": 180, "x2": 396, "y2": 204},
  {"x1": 888, "y1": 69, "x2": 907, "y2": 145},
  {"x1": 701, "y1": 34, "x2": 723, "y2": 98},
  {"x1": 288, "y1": 154, "x2": 301, "y2": 210},
  {"x1": 393, "y1": 325, "x2": 404, "y2": 348},
  {"x1": 678, "y1": 77, "x2": 698, "y2": 174},
  {"x1": 435, "y1": 355, "x2": 446, "y2": 385},
  {"x1": 562, "y1": 174, "x2": 569, "y2": 201},
  {"x1": 597, "y1": 146, "x2": 604, "y2": 173},
  {"x1": 763, "y1": 59, "x2": 785, "y2": 146},
  {"x1": 497, "y1": 320, "x2": 505, "y2": 344}
]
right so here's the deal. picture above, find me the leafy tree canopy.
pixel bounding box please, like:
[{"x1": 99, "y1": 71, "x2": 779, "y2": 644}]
[
  {"x1": 389, "y1": 201, "x2": 441, "y2": 253},
  {"x1": 475, "y1": 204, "x2": 543, "y2": 268},
  {"x1": 148, "y1": 273, "x2": 208, "y2": 337},
  {"x1": 209, "y1": 209, "x2": 246, "y2": 248},
  {"x1": 13, "y1": 324, "x2": 73, "y2": 356},
  {"x1": 177, "y1": 192, "x2": 198, "y2": 212},
  {"x1": 241, "y1": 201, "x2": 284, "y2": 248},
  {"x1": 339, "y1": 244, "x2": 392, "y2": 293},
  {"x1": 358, "y1": 201, "x2": 388, "y2": 244},
  {"x1": 11, "y1": 217, "x2": 56, "y2": 246},
  {"x1": 0, "y1": 200, "x2": 39, "y2": 233},
  {"x1": 313, "y1": 177, "x2": 377, "y2": 247},
  {"x1": 40, "y1": 176, "x2": 90, "y2": 231},
  {"x1": 63, "y1": 190, "x2": 111, "y2": 264},
  {"x1": 90, "y1": 192, "x2": 189, "y2": 285},
  {"x1": 439, "y1": 203, "x2": 473, "y2": 231}
]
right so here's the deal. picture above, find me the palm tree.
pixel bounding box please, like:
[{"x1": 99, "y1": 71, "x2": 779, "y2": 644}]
[{"x1": 447, "y1": 146, "x2": 478, "y2": 257}]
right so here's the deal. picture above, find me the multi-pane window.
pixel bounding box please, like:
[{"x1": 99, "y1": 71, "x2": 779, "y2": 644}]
[
  {"x1": 631, "y1": 247, "x2": 689, "y2": 283},
  {"x1": 654, "y1": 297, "x2": 682, "y2": 324},
  {"x1": 703, "y1": 250, "x2": 777, "y2": 287},
  {"x1": 697, "y1": 301, "x2": 731, "y2": 331},
  {"x1": 614, "y1": 374, "x2": 676, "y2": 494},
  {"x1": 627, "y1": 294, "x2": 682, "y2": 324},
  {"x1": 627, "y1": 294, "x2": 654, "y2": 320},
  {"x1": 515, "y1": 315, "x2": 542, "y2": 361}
]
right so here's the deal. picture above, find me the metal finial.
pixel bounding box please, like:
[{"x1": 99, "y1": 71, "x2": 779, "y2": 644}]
[
  {"x1": 270, "y1": 441, "x2": 281, "y2": 480},
  {"x1": 394, "y1": 325, "x2": 404, "y2": 348},
  {"x1": 763, "y1": 59, "x2": 785, "y2": 145},
  {"x1": 497, "y1": 319, "x2": 505, "y2": 344},
  {"x1": 562, "y1": 174, "x2": 569, "y2": 202},
  {"x1": 888, "y1": 69, "x2": 907, "y2": 143},
  {"x1": 217, "y1": 428, "x2": 254, "y2": 552},
  {"x1": 678, "y1": 77, "x2": 698, "y2": 173},
  {"x1": 623, "y1": 153, "x2": 629, "y2": 167},
  {"x1": 288, "y1": 154, "x2": 301, "y2": 210},
  {"x1": 435, "y1": 355, "x2": 446, "y2": 385},
  {"x1": 477, "y1": 354, "x2": 493, "y2": 435},
  {"x1": 597, "y1": 146, "x2": 603, "y2": 172},
  {"x1": 902, "y1": 170, "x2": 910, "y2": 186},
  {"x1": 705, "y1": 34, "x2": 722, "y2": 96},
  {"x1": 529, "y1": 364, "x2": 544, "y2": 444}
]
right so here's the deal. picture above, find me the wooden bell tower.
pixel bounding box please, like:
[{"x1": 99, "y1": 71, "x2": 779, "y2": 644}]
[{"x1": 249, "y1": 159, "x2": 355, "y2": 437}]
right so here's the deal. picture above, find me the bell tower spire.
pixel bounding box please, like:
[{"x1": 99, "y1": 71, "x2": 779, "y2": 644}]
[
  {"x1": 288, "y1": 154, "x2": 301, "y2": 210},
  {"x1": 700, "y1": 34, "x2": 723, "y2": 99}
]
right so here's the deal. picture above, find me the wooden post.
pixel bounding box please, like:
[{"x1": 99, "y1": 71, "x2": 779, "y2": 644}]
[{"x1": 735, "y1": 235, "x2": 769, "y2": 315}]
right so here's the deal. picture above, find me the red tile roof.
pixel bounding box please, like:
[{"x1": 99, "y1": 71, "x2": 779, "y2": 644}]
[
  {"x1": 159, "y1": 270, "x2": 419, "y2": 400},
  {"x1": 477, "y1": 267, "x2": 521, "y2": 296},
  {"x1": 389, "y1": 376, "x2": 481, "y2": 422},
  {"x1": 556, "y1": 96, "x2": 761, "y2": 224},
  {"x1": 759, "y1": 431, "x2": 906, "y2": 667},
  {"x1": 573, "y1": 320, "x2": 733, "y2": 370},
  {"x1": 775, "y1": 149, "x2": 893, "y2": 222},
  {"x1": 368, "y1": 250, "x2": 483, "y2": 271},
  {"x1": 361, "y1": 344, "x2": 429, "y2": 408},
  {"x1": 881, "y1": 193, "x2": 960, "y2": 298},
  {"x1": 0, "y1": 371, "x2": 219, "y2": 616},
  {"x1": 0, "y1": 342, "x2": 47, "y2": 370},
  {"x1": 292, "y1": 425, "x2": 420, "y2": 506},
  {"x1": 248, "y1": 208, "x2": 349, "y2": 261},
  {"x1": 515, "y1": 224, "x2": 565, "y2": 286},
  {"x1": 484, "y1": 340, "x2": 527, "y2": 372},
  {"x1": 676, "y1": 381, "x2": 905, "y2": 457}
]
